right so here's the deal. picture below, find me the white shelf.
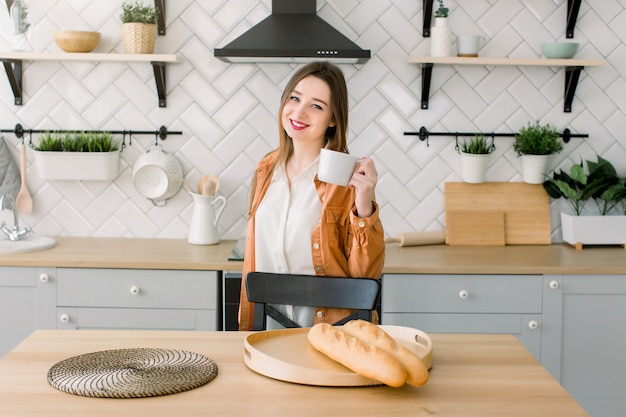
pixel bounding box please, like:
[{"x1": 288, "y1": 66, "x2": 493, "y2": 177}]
[
  {"x1": 0, "y1": 52, "x2": 177, "y2": 107},
  {"x1": 0, "y1": 51, "x2": 177, "y2": 63},
  {"x1": 408, "y1": 55, "x2": 604, "y2": 112},
  {"x1": 406, "y1": 56, "x2": 603, "y2": 67}
]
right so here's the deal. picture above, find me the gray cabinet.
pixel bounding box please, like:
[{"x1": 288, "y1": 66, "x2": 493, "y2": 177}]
[
  {"x1": 381, "y1": 274, "x2": 543, "y2": 361},
  {"x1": 55, "y1": 268, "x2": 218, "y2": 331},
  {"x1": 0, "y1": 267, "x2": 55, "y2": 357},
  {"x1": 542, "y1": 274, "x2": 626, "y2": 417}
]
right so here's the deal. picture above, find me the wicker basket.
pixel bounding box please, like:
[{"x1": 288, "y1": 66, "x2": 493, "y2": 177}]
[{"x1": 121, "y1": 22, "x2": 156, "y2": 54}]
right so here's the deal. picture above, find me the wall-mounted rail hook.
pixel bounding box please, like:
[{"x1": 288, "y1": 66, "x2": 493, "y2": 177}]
[
  {"x1": 562, "y1": 128, "x2": 571, "y2": 143},
  {"x1": 454, "y1": 134, "x2": 460, "y2": 153},
  {"x1": 14, "y1": 123, "x2": 24, "y2": 139}
]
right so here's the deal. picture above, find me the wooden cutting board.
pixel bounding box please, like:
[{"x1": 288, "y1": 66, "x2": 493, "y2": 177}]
[{"x1": 444, "y1": 182, "x2": 551, "y2": 245}]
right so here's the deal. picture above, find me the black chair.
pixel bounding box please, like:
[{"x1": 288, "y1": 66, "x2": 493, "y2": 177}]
[{"x1": 244, "y1": 272, "x2": 381, "y2": 331}]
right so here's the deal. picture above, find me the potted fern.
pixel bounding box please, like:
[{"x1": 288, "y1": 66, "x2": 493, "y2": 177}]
[
  {"x1": 459, "y1": 134, "x2": 494, "y2": 183},
  {"x1": 32, "y1": 131, "x2": 121, "y2": 181},
  {"x1": 120, "y1": 0, "x2": 158, "y2": 54},
  {"x1": 513, "y1": 121, "x2": 563, "y2": 184},
  {"x1": 543, "y1": 155, "x2": 626, "y2": 248}
]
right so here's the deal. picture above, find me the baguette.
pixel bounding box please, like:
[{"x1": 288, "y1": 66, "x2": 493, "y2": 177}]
[
  {"x1": 342, "y1": 319, "x2": 429, "y2": 386},
  {"x1": 307, "y1": 323, "x2": 407, "y2": 387}
]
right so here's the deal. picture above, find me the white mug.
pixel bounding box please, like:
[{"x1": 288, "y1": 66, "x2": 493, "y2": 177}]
[
  {"x1": 456, "y1": 34, "x2": 484, "y2": 57},
  {"x1": 318, "y1": 148, "x2": 359, "y2": 187}
]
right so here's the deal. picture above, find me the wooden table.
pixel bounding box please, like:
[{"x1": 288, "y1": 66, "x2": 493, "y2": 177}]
[{"x1": 0, "y1": 330, "x2": 588, "y2": 417}]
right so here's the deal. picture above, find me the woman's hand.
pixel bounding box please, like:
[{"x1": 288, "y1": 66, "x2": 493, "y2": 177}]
[{"x1": 349, "y1": 157, "x2": 378, "y2": 218}]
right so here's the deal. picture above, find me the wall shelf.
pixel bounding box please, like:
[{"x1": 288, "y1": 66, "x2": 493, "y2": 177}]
[
  {"x1": 0, "y1": 52, "x2": 177, "y2": 108},
  {"x1": 407, "y1": 56, "x2": 603, "y2": 113}
]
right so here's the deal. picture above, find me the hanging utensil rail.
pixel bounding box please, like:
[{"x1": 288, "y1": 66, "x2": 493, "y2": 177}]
[
  {"x1": 2, "y1": 124, "x2": 182, "y2": 141},
  {"x1": 404, "y1": 126, "x2": 588, "y2": 147}
]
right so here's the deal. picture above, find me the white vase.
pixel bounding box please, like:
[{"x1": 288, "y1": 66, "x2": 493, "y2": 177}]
[
  {"x1": 188, "y1": 193, "x2": 226, "y2": 245},
  {"x1": 10, "y1": 0, "x2": 33, "y2": 52},
  {"x1": 461, "y1": 153, "x2": 490, "y2": 184},
  {"x1": 521, "y1": 154, "x2": 551, "y2": 184},
  {"x1": 430, "y1": 17, "x2": 451, "y2": 57}
]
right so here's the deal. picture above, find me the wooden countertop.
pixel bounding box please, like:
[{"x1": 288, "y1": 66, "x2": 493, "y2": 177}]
[
  {"x1": 0, "y1": 329, "x2": 589, "y2": 417},
  {"x1": 0, "y1": 236, "x2": 625, "y2": 274}
]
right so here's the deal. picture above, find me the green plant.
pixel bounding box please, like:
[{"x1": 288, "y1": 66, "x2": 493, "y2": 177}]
[
  {"x1": 11, "y1": 0, "x2": 30, "y2": 34},
  {"x1": 460, "y1": 134, "x2": 494, "y2": 155},
  {"x1": 543, "y1": 156, "x2": 626, "y2": 215},
  {"x1": 32, "y1": 131, "x2": 118, "y2": 153},
  {"x1": 514, "y1": 121, "x2": 563, "y2": 156},
  {"x1": 120, "y1": 0, "x2": 158, "y2": 24},
  {"x1": 435, "y1": 0, "x2": 448, "y2": 18}
]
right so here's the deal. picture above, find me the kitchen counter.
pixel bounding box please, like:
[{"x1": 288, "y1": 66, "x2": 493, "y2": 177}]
[
  {"x1": 1, "y1": 236, "x2": 625, "y2": 274},
  {"x1": 0, "y1": 329, "x2": 589, "y2": 417}
]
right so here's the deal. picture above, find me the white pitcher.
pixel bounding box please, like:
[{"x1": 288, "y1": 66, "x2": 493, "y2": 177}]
[{"x1": 188, "y1": 192, "x2": 226, "y2": 245}]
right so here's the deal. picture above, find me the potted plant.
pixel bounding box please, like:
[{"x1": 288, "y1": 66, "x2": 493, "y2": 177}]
[
  {"x1": 32, "y1": 131, "x2": 121, "y2": 181},
  {"x1": 431, "y1": 0, "x2": 451, "y2": 57},
  {"x1": 543, "y1": 155, "x2": 626, "y2": 248},
  {"x1": 459, "y1": 134, "x2": 494, "y2": 183},
  {"x1": 119, "y1": 0, "x2": 158, "y2": 54},
  {"x1": 513, "y1": 121, "x2": 563, "y2": 184}
]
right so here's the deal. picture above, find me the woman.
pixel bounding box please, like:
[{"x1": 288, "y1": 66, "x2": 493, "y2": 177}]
[{"x1": 239, "y1": 61, "x2": 385, "y2": 331}]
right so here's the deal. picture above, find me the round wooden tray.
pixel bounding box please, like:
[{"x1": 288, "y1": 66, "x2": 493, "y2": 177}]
[{"x1": 243, "y1": 325, "x2": 433, "y2": 386}]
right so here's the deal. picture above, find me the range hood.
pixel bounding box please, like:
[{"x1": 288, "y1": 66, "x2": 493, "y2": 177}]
[{"x1": 214, "y1": 0, "x2": 370, "y2": 64}]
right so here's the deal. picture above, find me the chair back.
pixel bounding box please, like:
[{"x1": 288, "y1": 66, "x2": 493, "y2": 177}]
[{"x1": 245, "y1": 272, "x2": 381, "y2": 331}]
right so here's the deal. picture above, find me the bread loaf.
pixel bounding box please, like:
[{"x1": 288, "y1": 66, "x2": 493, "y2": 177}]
[
  {"x1": 342, "y1": 319, "x2": 429, "y2": 386},
  {"x1": 307, "y1": 323, "x2": 407, "y2": 387}
]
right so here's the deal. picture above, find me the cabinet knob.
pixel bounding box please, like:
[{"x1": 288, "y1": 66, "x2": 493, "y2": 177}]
[
  {"x1": 130, "y1": 286, "x2": 140, "y2": 295},
  {"x1": 528, "y1": 320, "x2": 539, "y2": 330},
  {"x1": 59, "y1": 314, "x2": 69, "y2": 323},
  {"x1": 39, "y1": 273, "x2": 49, "y2": 282},
  {"x1": 458, "y1": 290, "x2": 469, "y2": 299},
  {"x1": 549, "y1": 280, "x2": 559, "y2": 289}
]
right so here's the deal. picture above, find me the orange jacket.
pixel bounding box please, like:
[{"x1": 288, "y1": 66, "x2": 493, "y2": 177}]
[{"x1": 239, "y1": 150, "x2": 385, "y2": 330}]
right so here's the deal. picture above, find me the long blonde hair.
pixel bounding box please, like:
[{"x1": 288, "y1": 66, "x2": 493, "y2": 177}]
[{"x1": 248, "y1": 61, "x2": 349, "y2": 214}]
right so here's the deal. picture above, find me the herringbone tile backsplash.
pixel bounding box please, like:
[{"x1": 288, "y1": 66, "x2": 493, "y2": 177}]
[{"x1": 0, "y1": 0, "x2": 624, "y2": 243}]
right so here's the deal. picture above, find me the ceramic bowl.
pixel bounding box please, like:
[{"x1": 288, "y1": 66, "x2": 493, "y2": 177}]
[
  {"x1": 541, "y1": 42, "x2": 579, "y2": 59},
  {"x1": 53, "y1": 30, "x2": 101, "y2": 53}
]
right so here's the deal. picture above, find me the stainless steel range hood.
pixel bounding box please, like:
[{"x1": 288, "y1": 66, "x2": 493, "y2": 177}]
[{"x1": 214, "y1": 0, "x2": 370, "y2": 64}]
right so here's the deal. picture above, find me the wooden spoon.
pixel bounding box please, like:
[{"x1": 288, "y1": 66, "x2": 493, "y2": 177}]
[
  {"x1": 202, "y1": 179, "x2": 216, "y2": 196},
  {"x1": 197, "y1": 174, "x2": 220, "y2": 195},
  {"x1": 15, "y1": 142, "x2": 33, "y2": 215}
]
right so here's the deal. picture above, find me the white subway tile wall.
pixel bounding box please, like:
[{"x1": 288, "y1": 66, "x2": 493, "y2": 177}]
[{"x1": 0, "y1": 0, "x2": 624, "y2": 243}]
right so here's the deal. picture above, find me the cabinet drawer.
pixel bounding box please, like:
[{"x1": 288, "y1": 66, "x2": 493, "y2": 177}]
[
  {"x1": 57, "y1": 307, "x2": 216, "y2": 331},
  {"x1": 382, "y1": 274, "x2": 542, "y2": 314},
  {"x1": 57, "y1": 268, "x2": 217, "y2": 310},
  {"x1": 0, "y1": 266, "x2": 36, "y2": 287}
]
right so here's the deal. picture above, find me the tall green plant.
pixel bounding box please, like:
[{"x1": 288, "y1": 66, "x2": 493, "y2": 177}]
[
  {"x1": 460, "y1": 134, "x2": 494, "y2": 155},
  {"x1": 435, "y1": 0, "x2": 449, "y2": 17},
  {"x1": 32, "y1": 131, "x2": 118, "y2": 152}
]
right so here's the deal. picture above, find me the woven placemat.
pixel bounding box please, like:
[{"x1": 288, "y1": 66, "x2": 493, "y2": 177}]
[{"x1": 47, "y1": 348, "x2": 218, "y2": 398}]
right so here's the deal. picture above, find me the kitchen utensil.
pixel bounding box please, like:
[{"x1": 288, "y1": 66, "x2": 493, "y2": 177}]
[
  {"x1": 384, "y1": 230, "x2": 445, "y2": 247},
  {"x1": 201, "y1": 179, "x2": 216, "y2": 196},
  {"x1": 197, "y1": 174, "x2": 220, "y2": 195},
  {"x1": 132, "y1": 145, "x2": 183, "y2": 206},
  {"x1": 53, "y1": 30, "x2": 101, "y2": 53},
  {"x1": 444, "y1": 182, "x2": 551, "y2": 245},
  {"x1": 243, "y1": 325, "x2": 432, "y2": 386},
  {"x1": 187, "y1": 192, "x2": 226, "y2": 245},
  {"x1": 15, "y1": 143, "x2": 32, "y2": 215}
]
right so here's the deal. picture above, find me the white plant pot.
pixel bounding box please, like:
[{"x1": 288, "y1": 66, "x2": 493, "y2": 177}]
[
  {"x1": 521, "y1": 154, "x2": 551, "y2": 184},
  {"x1": 34, "y1": 150, "x2": 120, "y2": 181},
  {"x1": 461, "y1": 153, "x2": 490, "y2": 183},
  {"x1": 430, "y1": 17, "x2": 451, "y2": 57},
  {"x1": 561, "y1": 212, "x2": 626, "y2": 247}
]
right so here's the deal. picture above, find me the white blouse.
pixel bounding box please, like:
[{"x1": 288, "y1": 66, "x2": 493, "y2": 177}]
[{"x1": 254, "y1": 158, "x2": 322, "y2": 329}]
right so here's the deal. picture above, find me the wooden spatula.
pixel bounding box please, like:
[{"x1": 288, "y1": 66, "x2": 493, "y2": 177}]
[{"x1": 15, "y1": 143, "x2": 33, "y2": 215}]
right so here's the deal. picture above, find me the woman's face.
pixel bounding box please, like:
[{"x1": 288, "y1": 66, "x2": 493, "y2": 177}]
[{"x1": 281, "y1": 75, "x2": 335, "y2": 147}]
